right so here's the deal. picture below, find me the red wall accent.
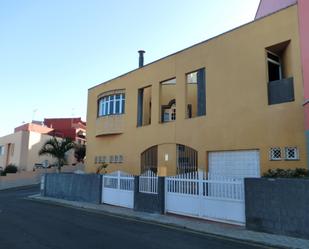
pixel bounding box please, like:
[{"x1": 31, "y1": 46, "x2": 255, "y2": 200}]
[
  {"x1": 44, "y1": 118, "x2": 86, "y2": 141},
  {"x1": 255, "y1": 0, "x2": 297, "y2": 19}
]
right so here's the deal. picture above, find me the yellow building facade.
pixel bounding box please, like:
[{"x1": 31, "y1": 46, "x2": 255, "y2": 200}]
[{"x1": 86, "y1": 5, "x2": 306, "y2": 177}]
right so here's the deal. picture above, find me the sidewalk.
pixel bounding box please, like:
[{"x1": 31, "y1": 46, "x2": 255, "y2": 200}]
[{"x1": 28, "y1": 194, "x2": 309, "y2": 249}]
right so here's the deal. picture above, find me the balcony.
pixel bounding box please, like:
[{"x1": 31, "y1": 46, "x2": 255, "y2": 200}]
[
  {"x1": 268, "y1": 77, "x2": 294, "y2": 105},
  {"x1": 96, "y1": 115, "x2": 124, "y2": 136}
]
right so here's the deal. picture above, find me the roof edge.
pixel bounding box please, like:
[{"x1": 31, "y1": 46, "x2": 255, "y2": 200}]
[{"x1": 89, "y1": 3, "x2": 297, "y2": 91}]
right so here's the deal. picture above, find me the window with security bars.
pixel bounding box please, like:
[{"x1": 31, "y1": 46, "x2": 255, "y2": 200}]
[
  {"x1": 285, "y1": 147, "x2": 299, "y2": 160},
  {"x1": 141, "y1": 145, "x2": 158, "y2": 174},
  {"x1": 269, "y1": 147, "x2": 282, "y2": 160},
  {"x1": 176, "y1": 144, "x2": 198, "y2": 174}
]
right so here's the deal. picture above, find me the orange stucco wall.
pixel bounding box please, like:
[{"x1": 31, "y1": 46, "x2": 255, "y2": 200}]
[{"x1": 86, "y1": 5, "x2": 306, "y2": 175}]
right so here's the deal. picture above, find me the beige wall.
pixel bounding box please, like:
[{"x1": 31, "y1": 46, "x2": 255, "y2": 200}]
[
  {"x1": 26, "y1": 131, "x2": 58, "y2": 171},
  {"x1": 87, "y1": 6, "x2": 306, "y2": 175},
  {"x1": 0, "y1": 131, "x2": 75, "y2": 171},
  {"x1": 186, "y1": 83, "x2": 198, "y2": 118},
  {"x1": 0, "y1": 131, "x2": 24, "y2": 169},
  {"x1": 142, "y1": 86, "x2": 152, "y2": 125}
]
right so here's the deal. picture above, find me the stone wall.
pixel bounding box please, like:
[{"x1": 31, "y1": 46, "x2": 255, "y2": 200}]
[
  {"x1": 133, "y1": 176, "x2": 165, "y2": 214},
  {"x1": 44, "y1": 173, "x2": 102, "y2": 204},
  {"x1": 245, "y1": 178, "x2": 309, "y2": 239},
  {"x1": 0, "y1": 164, "x2": 85, "y2": 190}
]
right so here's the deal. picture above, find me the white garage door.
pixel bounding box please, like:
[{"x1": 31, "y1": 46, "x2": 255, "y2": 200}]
[{"x1": 208, "y1": 150, "x2": 260, "y2": 178}]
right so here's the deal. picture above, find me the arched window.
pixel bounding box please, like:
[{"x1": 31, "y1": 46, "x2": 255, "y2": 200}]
[
  {"x1": 98, "y1": 92, "x2": 125, "y2": 117},
  {"x1": 141, "y1": 145, "x2": 158, "y2": 174},
  {"x1": 176, "y1": 144, "x2": 198, "y2": 174},
  {"x1": 161, "y1": 99, "x2": 176, "y2": 123}
]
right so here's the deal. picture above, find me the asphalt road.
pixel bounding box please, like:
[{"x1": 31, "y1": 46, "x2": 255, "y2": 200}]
[{"x1": 0, "y1": 185, "x2": 274, "y2": 249}]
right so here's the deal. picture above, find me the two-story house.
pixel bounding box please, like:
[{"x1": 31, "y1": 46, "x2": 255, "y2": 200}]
[{"x1": 86, "y1": 1, "x2": 308, "y2": 177}]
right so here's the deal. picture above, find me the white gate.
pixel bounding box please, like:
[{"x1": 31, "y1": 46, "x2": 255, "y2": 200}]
[
  {"x1": 165, "y1": 171, "x2": 245, "y2": 224},
  {"x1": 102, "y1": 171, "x2": 134, "y2": 208},
  {"x1": 139, "y1": 170, "x2": 158, "y2": 194}
]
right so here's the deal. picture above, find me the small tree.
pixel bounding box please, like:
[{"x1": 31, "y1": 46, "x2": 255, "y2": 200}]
[
  {"x1": 39, "y1": 137, "x2": 75, "y2": 172},
  {"x1": 74, "y1": 144, "x2": 86, "y2": 163}
]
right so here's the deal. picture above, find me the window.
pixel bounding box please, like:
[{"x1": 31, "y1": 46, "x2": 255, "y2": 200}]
[
  {"x1": 0, "y1": 146, "x2": 4, "y2": 156},
  {"x1": 98, "y1": 93, "x2": 125, "y2": 116},
  {"x1": 162, "y1": 100, "x2": 176, "y2": 122},
  {"x1": 269, "y1": 147, "x2": 282, "y2": 160},
  {"x1": 186, "y1": 68, "x2": 206, "y2": 118},
  {"x1": 137, "y1": 86, "x2": 152, "y2": 126},
  {"x1": 267, "y1": 51, "x2": 282, "y2": 82},
  {"x1": 285, "y1": 147, "x2": 299, "y2": 160},
  {"x1": 160, "y1": 78, "x2": 176, "y2": 123},
  {"x1": 176, "y1": 144, "x2": 198, "y2": 174},
  {"x1": 266, "y1": 41, "x2": 294, "y2": 105},
  {"x1": 141, "y1": 146, "x2": 158, "y2": 173}
]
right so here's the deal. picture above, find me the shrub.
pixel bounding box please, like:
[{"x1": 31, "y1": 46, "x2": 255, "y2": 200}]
[
  {"x1": 263, "y1": 168, "x2": 309, "y2": 178},
  {"x1": 4, "y1": 164, "x2": 18, "y2": 174},
  {"x1": 74, "y1": 144, "x2": 86, "y2": 163},
  {"x1": 96, "y1": 163, "x2": 108, "y2": 174}
]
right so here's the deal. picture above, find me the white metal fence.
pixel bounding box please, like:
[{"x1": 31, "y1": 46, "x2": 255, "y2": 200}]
[
  {"x1": 100, "y1": 169, "x2": 245, "y2": 224},
  {"x1": 139, "y1": 170, "x2": 158, "y2": 194},
  {"x1": 103, "y1": 170, "x2": 134, "y2": 191},
  {"x1": 207, "y1": 173, "x2": 244, "y2": 200},
  {"x1": 102, "y1": 170, "x2": 134, "y2": 208},
  {"x1": 165, "y1": 170, "x2": 245, "y2": 224}
]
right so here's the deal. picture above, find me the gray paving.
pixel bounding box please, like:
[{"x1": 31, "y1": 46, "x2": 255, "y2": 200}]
[
  {"x1": 0, "y1": 186, "x2": 267, "y2": 249},
  {"x1": 29, "y1": 194, "x2": 309, "y2": 249}
]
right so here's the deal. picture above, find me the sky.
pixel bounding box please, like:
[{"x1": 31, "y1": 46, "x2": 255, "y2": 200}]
[{"x1": 0, "y1": 0, "x2": 260, "y2": 136}]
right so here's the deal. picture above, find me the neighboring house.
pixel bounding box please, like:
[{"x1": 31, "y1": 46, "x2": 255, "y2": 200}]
[
  {"x1": 14, "y1": 122, "x2": 54, "y2": 134},
  {"x1": 86, "y1": 1, "x2": 308, "y2": 177},
  {"x1": 44, "y1": 118, "x2": 86, "y2": 145},
  {"x1": 0, "y1": 129, "x2": 56, "y2": 171},
  {"x1": 0, "y1": 122, "x2": 76, "y2": 171}
]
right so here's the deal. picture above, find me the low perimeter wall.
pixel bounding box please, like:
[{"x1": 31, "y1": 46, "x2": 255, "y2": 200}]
[
  {"x1": 44, "y1": 173, "x2": 102, "y2": 204},
  {"x1": 0, "y1": 164, "x2": 85, "y2": 190},
  {"x1": 245, "y1": 178, "x2": 309, "y2": 239},
  {"x1": 0, "y1": 171, "x2": 42, "y2": 190}
]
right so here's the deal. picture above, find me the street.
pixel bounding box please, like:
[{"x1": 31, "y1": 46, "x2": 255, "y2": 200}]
[{"x1": 0, "y1": 186, "x2": 273, "y2": 249}]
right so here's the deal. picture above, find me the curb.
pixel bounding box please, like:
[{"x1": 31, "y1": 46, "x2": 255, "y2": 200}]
[{"x1": 0, "y1": 184, "x2": 40, "y2": 192}]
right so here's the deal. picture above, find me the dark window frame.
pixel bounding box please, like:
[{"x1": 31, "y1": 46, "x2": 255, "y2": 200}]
[{"x1": 185, "y1": 68, "x2": 206, "y2": 119}]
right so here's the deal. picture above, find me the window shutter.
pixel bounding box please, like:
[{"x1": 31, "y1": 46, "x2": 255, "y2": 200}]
[
  {"x1": 137, "y1": 89, "x2": 144, "y2": 126},
  {"x1": 197, "y1": 68, "x2": 206, "y2": 116}
]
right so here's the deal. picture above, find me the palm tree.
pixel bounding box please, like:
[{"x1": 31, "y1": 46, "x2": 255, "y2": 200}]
[{"x1": 39, "y1": 137, "x2": 75, "y2": 172}]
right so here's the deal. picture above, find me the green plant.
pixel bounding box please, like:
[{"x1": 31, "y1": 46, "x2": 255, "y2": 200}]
[
  {"x1": 39, "y1": 137, "x2": 75, "y2": 172},
  {"x1": 263, "y1": 168, "x2": 309, "y2": 178},
  {"x1": 4, "y1": 164, "x2": 18, "y2": 174},
  {"x1": 74, "y1": 144, "x2": 86, "y2": 163},
  {"x1": 96, "y1": 163, "x2": 108, "y2": 174}
]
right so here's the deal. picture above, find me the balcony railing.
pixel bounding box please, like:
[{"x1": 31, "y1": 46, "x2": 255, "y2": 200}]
[{"x1": 268, "y1": 77, "x2": 294, "y2": 105}]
